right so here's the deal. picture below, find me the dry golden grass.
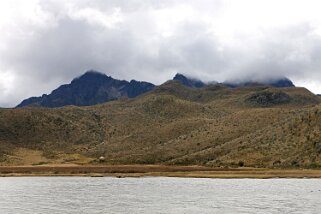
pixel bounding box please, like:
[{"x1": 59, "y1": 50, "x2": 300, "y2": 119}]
[{"x1": 0, "y1": 82, "x2": 321, "y2": 168}]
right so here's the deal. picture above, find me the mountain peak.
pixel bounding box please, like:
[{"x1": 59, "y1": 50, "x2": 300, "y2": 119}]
[
  {"x1": 71, "y1": 70, "x2": 111, "y2": 83},
  {"x1": 173, "y1": 73, "x2": 206, "y2": 88},
  {"x1": 269, "y1": 77, "x2": 295, "y2": 88},
  {"x1": 17, "y1": 70, "x2": 155, "y2": 108},
  {"x1": 83, "y1": 70, "x2": 104, "y2": 75},
  {"x1": 173, "y1": 73, "x2": 187, "y2": 80},
  {"x1": 79, "y1": 70, "x2": 107, "y2": 79}
]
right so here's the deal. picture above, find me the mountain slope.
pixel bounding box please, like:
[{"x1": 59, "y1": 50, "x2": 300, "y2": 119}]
[
  {"x1": 1, "y1": 82, "x2": 321, "y2": 167},
  {"x1": 17, "y1": 71, "x2": 155, "y2": 108}
]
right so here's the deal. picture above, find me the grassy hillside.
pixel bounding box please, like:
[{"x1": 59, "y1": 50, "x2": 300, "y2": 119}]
[{"x1": 0, "y1": 82, "x2": 320, "y2": 168}]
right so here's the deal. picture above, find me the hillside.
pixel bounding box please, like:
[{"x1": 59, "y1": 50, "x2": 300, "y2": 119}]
[{"x1": 1, "y1": 82, "x2": 321, "y2": 168}]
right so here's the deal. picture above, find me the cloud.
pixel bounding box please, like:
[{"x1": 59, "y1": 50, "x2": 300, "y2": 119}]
[{"x1": 1, "y1": 0, "x2": 321, "y2": 107}]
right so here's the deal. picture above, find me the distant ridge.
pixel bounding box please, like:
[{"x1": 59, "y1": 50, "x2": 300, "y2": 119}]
[
  {"x1": 223, "y1": 77, "x2": 295, "y2": 88},
  {"x1": 173, "y1": 73, "x2": 295, "y2": 88},
  {"x1": 17, "y1": 71, "x2": 297, "y2": 108},
  {"x1": 17, "y1": 70, "x2": 155, "y2": 108}
]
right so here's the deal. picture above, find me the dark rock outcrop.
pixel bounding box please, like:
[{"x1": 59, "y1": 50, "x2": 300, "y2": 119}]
[{"x1": 246, "y1": 91, "x2": 291, "y2": 106}]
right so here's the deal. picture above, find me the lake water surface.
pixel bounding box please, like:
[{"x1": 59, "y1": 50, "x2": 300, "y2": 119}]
[{"x1": 0, "y1": 177, "x2": 320, "y2": 213}]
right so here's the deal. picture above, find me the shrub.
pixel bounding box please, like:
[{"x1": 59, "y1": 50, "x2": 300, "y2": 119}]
[{"x1": 238, "y1": 161, "x2": 244, "y2": 167}]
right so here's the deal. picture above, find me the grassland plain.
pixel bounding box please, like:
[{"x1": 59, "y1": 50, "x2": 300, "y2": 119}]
[{"x1": 1, "y1": 81, "x2": 321, "y2": 171}]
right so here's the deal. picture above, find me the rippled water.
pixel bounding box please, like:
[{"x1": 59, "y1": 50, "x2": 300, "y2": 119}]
[{"x1": 0, "y1": 177, "x2": 320, "y2": 213}]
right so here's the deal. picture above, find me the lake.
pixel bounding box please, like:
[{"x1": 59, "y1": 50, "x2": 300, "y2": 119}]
[{"x1": 0, "y1": 177, "x2": 320, "y2": 213}]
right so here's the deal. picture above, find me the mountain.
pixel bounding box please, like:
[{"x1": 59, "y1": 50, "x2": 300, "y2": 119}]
[
  {"x1": 173, "y1": 73, "x2": 206, "y2": 88},
  {"x1": 172, "y1": 73, "x2": 295, "y2": 89},
  {"x1": 17, "y1": 71, "x2": 155, "y2": 108},
  {"x1": 17, "y1": 72, "x2": 296, "y2": 108},
  {"x1": 2, "y1": 80, "x2": 321, "y2": 167},
  {"x1": 223, "y1": 77, "x2": 295, "y2": 88}
]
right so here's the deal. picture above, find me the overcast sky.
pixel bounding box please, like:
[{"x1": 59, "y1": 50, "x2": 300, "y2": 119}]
[{"x1": 1, "y1": 0, "x2": 321, "y2": 107}]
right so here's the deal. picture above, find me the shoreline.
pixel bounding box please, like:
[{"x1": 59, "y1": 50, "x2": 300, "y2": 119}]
[{"x1": 1, "y1": 165, "x2": 321, "y2": 178}]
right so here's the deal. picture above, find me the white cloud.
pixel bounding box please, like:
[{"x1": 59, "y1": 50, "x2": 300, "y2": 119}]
[
  {"x1": 69, "y1": 7, "x2": 123, "y2": 28},
  {"x1": 1, "y1": 0, "x2": 321, "y2": 107},
  {"x1": 0, "y1": 70, "x2": 16, "y2": 107}
]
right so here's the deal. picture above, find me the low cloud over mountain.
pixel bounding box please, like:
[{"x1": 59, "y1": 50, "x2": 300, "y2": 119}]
[{"x1": 1, "y1": 0, "x2": 321, "y2": 107}]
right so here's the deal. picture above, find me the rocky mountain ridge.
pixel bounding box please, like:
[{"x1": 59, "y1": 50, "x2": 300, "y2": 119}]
[{"x1": 17, "y1": 70, "x2": 299, "y2": 108}]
